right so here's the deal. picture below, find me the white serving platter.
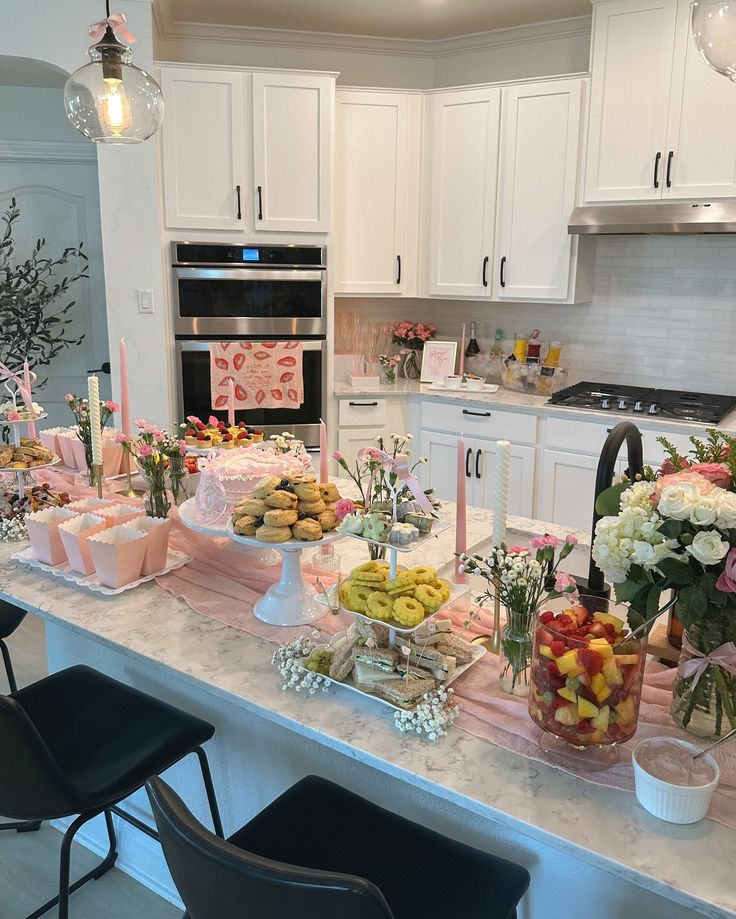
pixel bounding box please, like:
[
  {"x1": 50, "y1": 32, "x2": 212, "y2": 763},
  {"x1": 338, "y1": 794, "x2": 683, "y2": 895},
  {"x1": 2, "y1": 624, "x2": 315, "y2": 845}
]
[
  {"x1": 341, "y1": 518, "x2": 452, "y2": 554},
  {"x1": 1, "y1": 412, "x2": 48, "y2": 425},
  {"x1": 226, "y1": 519, "x2": 345, "y2": 550},
  {"x1": 12, "y1": 546, "x2": 191, "y2": 596},
  {"x1": 178, "y1": 496, "x2": 230, "y2": 537},
  {"x1": 296, "y1": 641, "x2": 486, "y2": 712},
  {"x1": 2, "y1": 455, "x2": 62, "y2": 474}
]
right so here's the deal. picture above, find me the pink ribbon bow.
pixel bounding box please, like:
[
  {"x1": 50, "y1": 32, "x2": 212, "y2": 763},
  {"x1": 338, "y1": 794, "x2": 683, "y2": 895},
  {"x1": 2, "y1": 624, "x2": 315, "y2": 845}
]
[
  {"x1": 358, "y1": 448, "x2": 434, "y2": 517},
  {"x1": 0, "y1": 361, "x2": 32, "y2": 412},
  {"x1": 678, "y1": 634, "x2": 736, "y2": 690},
  {"x1": 88, "y1": 12, "x2": 137, "y2": 44}
]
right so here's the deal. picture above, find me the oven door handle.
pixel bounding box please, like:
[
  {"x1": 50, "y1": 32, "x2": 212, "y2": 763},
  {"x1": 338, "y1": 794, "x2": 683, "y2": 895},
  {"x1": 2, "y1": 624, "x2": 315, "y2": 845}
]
[
  {"x1": 177, "y1": 339, "x2": 326, "y2": 352},
  {"x1": 174, "y1": 267, "x2": 326, "y2": 282}
]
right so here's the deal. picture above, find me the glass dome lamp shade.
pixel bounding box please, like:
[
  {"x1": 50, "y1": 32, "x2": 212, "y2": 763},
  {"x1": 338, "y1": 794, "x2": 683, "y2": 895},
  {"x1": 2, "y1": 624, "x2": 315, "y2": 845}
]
[
  {"x1": 692, "y1": 0, "x2": 736, "y2": 81},
  {"x1": 64, "y1": 21, "x2": 164, "y2": 144}
]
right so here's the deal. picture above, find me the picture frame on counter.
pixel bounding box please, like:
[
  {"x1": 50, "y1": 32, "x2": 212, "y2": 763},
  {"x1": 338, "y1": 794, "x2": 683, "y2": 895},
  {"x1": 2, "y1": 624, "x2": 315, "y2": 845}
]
[{"x1": 420, "y1": 341, "x2": 458, "y2": 383}]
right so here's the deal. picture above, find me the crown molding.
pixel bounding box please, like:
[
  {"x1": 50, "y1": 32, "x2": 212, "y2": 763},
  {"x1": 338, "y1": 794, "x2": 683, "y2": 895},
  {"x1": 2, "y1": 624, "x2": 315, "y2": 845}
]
[
  {"x1": 154, "y1": 0, "x2": 592, "y2": 61},
  {"x1": 0, "y1": 139, "x2": 97, "y2": 165}
]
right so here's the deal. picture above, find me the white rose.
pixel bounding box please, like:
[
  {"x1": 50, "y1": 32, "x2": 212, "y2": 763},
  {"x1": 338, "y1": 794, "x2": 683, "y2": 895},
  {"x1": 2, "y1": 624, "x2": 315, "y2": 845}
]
[
  {"x1": 714, "y1": 491, "x2": 736, "y2": 530},
  {"x1": 686, "y1": 530, "x2": 730, "y2": 566},
  {"x1": 658, "y1": 483, "x2": 701, "y2": 521},
  {"x1": 689, "y1": 495, "x2": 718, "y2": 528}
]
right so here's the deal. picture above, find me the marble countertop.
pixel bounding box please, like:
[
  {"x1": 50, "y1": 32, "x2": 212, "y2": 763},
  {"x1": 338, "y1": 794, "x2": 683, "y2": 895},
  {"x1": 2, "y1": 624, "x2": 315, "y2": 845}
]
[
  {"x1": 1, "y1": 505, "x2": 734, "y2": 918},
  {"x1": 334, "y1": 380, "x2": 736, "y2": 435}
]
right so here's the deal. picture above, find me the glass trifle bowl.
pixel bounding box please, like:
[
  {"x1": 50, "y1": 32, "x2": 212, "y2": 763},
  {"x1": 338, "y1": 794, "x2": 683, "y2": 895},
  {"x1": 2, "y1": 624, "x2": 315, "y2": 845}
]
[{"x1": 528, "y1": 598, "x2": 648, "y2": 770}]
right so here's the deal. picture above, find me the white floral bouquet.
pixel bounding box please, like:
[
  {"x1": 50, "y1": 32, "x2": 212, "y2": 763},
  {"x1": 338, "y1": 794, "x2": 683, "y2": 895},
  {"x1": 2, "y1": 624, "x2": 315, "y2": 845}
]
[{"x1": 592, "y1": 430, "x2": 736, "y2": 736}]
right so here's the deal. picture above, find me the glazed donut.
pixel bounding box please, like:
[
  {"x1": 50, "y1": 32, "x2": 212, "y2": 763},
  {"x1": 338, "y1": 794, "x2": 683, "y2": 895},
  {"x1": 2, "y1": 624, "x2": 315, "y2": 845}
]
[
  {"x1": 293, "y1": 482, "x2": 321, "y2": 503},
  {"x1": 414, "y1": 584, "x2": 444, "y2": 613},
  {"x1": 392, "y1": 596, "x2": 425, "y2": 627},
  {"x1": 263, "y1": 508, "x2": 298, "y2": 527},
  {"x1": 409, "y1": 565, "x2": 436, "y2": 585},
  {"x1": 347, "y1": 584, "x2": 374, "y2": 613},
  {"x1": 366, "y1": 592, "x2": 394, "y2": 621},
  {"x1": 319, "y1": 483, "x2": 341, "y2": 503}
]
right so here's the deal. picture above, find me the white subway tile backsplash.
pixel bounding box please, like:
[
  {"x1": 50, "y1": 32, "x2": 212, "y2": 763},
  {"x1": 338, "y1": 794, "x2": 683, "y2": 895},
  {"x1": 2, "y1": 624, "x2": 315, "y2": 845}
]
[{"x1": 336, "y1": 236, "x2": 736, "y2": 395}]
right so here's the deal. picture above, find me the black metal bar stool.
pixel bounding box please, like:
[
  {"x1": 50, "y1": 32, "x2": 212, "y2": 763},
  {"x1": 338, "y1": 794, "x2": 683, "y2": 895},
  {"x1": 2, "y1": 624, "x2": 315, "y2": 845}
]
[
  {"x1": 0, "y1": 664, "x2": 223, "y2": 919},
  {"x1": 0, "y1": 597, "x2": 27, "y2": 693},
  {"x1": 147, "y1": 774, "x2": 530, "y2": 919}
]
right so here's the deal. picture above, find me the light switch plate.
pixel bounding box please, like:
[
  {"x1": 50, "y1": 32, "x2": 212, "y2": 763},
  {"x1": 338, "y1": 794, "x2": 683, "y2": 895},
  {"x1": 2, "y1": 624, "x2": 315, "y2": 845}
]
[{"x1": 137, "y1": 289, "x2": 155, "y2": 314}]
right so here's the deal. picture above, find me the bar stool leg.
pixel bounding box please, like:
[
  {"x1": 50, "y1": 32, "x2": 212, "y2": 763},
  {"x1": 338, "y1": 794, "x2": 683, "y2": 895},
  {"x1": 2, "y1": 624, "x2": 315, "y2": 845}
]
[
  {"x1": 193, "y1": 746, "x2": 223, "y2": 838},
  {"x1": 0, "y1": 638, "x2": 18, "y2": 693}
]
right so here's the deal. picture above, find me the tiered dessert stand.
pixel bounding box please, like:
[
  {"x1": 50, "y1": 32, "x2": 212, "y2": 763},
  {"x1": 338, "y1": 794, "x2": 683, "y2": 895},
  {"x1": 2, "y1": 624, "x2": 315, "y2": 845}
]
[{"x1": 4, "y1": 414, "x2": 61, "y2": 501}]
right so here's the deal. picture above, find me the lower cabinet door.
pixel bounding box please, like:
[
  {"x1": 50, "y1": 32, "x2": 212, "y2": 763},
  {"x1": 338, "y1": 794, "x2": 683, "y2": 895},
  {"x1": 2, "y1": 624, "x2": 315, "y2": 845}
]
[
  {"x1": 419, "y1": 430, "x2": 464, "y2": 502},
  {"x1": 336, "y1": 428, "x2": 380, "y2": 479},
  {"x1": 472, "y1": 441, "x2": 535, "y2": 517},
  {"x1": 538, "y1": 449, "x2": 601, "y2": 532}
]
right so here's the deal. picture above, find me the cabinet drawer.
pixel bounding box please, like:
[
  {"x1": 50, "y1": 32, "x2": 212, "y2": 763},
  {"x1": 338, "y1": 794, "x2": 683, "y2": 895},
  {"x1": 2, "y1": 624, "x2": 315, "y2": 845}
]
[
  {"x1": 423, "y1": 401, "x2": 537, "y2": 444},
  {"x1": 338, "y1": 398, "x2": 388, "y2": 427}
]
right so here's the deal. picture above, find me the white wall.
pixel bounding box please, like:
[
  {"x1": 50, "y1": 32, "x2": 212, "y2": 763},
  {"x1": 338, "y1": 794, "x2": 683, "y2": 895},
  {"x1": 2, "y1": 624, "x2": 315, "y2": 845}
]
[
  {"x1": 337, "y1": 234, "x2": 736, "y2": 396},
  {"x1": 0, "y1": 0, "x2": 171, "y2": 427}
]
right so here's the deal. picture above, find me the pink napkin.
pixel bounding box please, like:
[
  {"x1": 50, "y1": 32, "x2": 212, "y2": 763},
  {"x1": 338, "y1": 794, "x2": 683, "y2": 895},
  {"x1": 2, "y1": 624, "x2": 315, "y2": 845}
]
[{"x1": 210, "y1": 341, "x2": 304, "y2": 410}]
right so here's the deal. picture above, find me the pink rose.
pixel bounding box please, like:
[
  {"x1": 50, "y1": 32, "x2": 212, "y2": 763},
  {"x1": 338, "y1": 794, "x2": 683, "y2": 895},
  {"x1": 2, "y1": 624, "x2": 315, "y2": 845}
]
[
  {"x1": 689, "y1": 462, "x2": 733, "y2": 489},
  {"x1": 652, "y1": 470, "x2": 715, "y2": 505},
  {"x1": 334, "y1": 498, "x2": 355, "y2": 521},
  {"x1": 659, "y1": 458, "x2": 690, "y2": 476},
  {"x1": 716, "y1": 547, "x2": 736, "y2": 593},
  {"x1": 64, "y1": 393, "x2": 74, "y2": 402},
  {"x1": 530, "y1": 534, "x2": 561, "y2": 550},
  {"x1": 7, "y1": 410, "x2": 20, "y2": 422}
]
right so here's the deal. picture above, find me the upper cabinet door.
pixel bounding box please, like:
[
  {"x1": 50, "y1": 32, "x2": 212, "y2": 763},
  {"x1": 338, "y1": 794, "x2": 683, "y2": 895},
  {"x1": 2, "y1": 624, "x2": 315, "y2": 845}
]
[
  {"x1": 585, "y1": 0, "x2": 678, "y2": 202},
  {"x1": 664, "y1": 0, "x2": 736, "y2": 198},
  {"x1": 335, "y1": 91, "x2": 419, "y2": 296},
  {"x1": 426, "y1": 88, "x2": 501, "y2": 298},
  {"x1": 494, "y1": 80, "x2": 584, "y2": 302},
  {"x1": 160, "y1": 68, "x2": 246, "y2": 230},
  {"x1": 251, "y1": 73, "x2": 333, "y2": 233}
]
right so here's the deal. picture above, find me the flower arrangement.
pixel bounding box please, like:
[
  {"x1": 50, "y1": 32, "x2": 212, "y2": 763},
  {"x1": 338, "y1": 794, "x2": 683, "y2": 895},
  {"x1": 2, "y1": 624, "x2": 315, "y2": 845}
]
[
  {"x1": 0, "y1": 399, "x2": 44, "y2": 423},
  {"x1": 269, "y1": 431, "x2": 305, "y2": 456},
  {"x1": 64, "y1": 392, "x2": 119, "y2": 484},
  {"x1": 592, "y1": 430, "x2": 736, "y2": 737},
  {"x1": 389, "y1": 321, "x2": 438, "y2": 350},
  {"x1": 378, "y1": 353, "x2": 399, "y2": 384},
  {"x1": 116, "y1": 419, "x2": 188, "y2": 517},
  {"x1": 459, "y1": 535, "x2": 579, "y2": 694}
]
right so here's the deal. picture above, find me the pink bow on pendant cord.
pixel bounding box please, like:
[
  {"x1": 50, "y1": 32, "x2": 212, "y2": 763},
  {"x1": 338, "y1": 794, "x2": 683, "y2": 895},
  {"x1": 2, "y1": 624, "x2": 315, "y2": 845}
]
[
  {"x1": 88, "y1": 12, "x2": 137, "y2": 44},
  {"x1": 678, "y1": 633, "x2": 736, "y2": 690},
  {"x1": 0, "y1": 361, "x2": 33, "y2": 411}
]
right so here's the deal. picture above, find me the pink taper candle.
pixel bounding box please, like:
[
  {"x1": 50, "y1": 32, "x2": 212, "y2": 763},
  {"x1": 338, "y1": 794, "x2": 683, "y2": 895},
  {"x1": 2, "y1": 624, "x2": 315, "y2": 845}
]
[
  {"x1": 23, "y1": 360, "x2": 36, "y2": 438},
  {"x1": 119, "y1": 339, "x2": 131, "y2": 438},
  {"x1": 319, "y1": 418, "x2": 328, "y2": 482},
  {"x1": 227, "y1": 378, "x2": 235, "y2": 427},
  {"x1": 455, "y1": 434, "x2": 467, "y2": 582},
  {"x1": 458, "y1": 324, "x2": 466, "y2": 378}
]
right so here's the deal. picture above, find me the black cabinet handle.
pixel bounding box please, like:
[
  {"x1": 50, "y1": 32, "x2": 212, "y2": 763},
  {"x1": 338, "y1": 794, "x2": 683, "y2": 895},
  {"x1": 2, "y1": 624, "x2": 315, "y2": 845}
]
[
  {"x1": 465, "y1": 447, "x2": 472, "y2": 478},
  {"x1": 475, "y1": 448, "x2": 482, "y2": 479},
  {"x1": 348, "y1": 401, "x2": 378, "y2": 407},
  {"x1": 499, "y1": 256, "x2": 507, "y2": 288},
  {"x1": 607, "y1": 428, "x2": 612, "y2": 433},
  {"x1": 396, "y1": 255, "x2": 401, "y2": 285},
  {"x1": 666, "y1": 151, "x2": 674, "y2": 189},
  {"x1": 653, "y1": 151, "x2": 662, "y2": 189},
  {"x1": 236, "y1": 184, "x2": 242, "y2": 220},
  {"x1": 462, "y1": 409, "x2": 491, "y2": 418},
  {"x1": 482, "y1": 256, "x2": 489, "y2": 287},
  {"x1": 87, "y1": 362, "x2": 111, "y2": 374},
  {"x1": 257, "y1": 185, "x2": 263, "y2": 221}
]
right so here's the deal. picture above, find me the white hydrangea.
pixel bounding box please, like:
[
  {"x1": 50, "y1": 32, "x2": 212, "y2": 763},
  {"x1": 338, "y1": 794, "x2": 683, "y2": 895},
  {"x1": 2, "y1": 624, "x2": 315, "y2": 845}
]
[
  {"x1": 592, "y1": 506, "x2": 679, "y2": 584},
  {"x1": 620, "y1": 481, "x2": 656, "y2": 511}
]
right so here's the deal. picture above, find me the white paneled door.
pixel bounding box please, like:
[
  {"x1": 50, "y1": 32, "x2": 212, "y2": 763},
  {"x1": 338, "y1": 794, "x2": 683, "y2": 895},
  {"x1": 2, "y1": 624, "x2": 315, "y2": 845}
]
[
  {"x1": 494, "y1": 79, "x2": 583, "y2": 301},
  {"x1": 426, "y1": 88, "x2": 501, "y2": 298},
  {"x1": 159, "y1": 68, "x2": 246, "y2": 230},
  {"x1": 251, "y1": 72, "x2": 333, "y2": 232}
]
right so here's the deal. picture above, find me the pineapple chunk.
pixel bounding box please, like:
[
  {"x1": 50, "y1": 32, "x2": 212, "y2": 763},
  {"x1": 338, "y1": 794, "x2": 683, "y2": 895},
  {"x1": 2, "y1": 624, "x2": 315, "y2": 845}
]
[
  {"x1": 588, "y1": 637, "x2": 614, "y2": 658},
  {"x1": 615, "y1": 696, "x2": 636, "y2": 725},
  {"x1": 596, "y1": 685, "x2": 613, "y2": 704},
  {"x1": 557, "y1": 686, "x2": 578, "y2": 703},
  {"x1": 602, "y1": 658, "x2": 623, "y2": 687},
  {"x1": 590, "y1": 673, "x2": 607, "y2": 695},
  {"x1": 577, "y1": 697, "x2": 599, "y2": 719},
  {"x1": 590, "y1": 729, "x2": 606, "y2": 743},
  {"x1": 539, "y1": 644, "x2": 555, "y2": 660},
  {"x1": 556, "y1": 649, "x2": 580, "y2": 674},
  {"x1": 593, "y1": 612, "x2": 625, "y2": 634},
  {"x1": 616, "y1": 654, "x2": 640, "y2": 666},
  {"x1": 591, "y1": 705, "x2": 611, "y2": 732},
  {"x1": 567, "y1": 665, "x2": 587, "y2": 678},
  {"x1": 554, "y1": 704, "x2": 580, "y2": 726}
]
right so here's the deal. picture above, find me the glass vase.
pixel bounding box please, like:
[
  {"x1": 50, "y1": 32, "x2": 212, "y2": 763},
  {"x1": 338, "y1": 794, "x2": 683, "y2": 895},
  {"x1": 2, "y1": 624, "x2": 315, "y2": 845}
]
[
  {"x1": 380, "y1": 366, "x2": 397, "y2": 385},
  {"x1": 167, "y1": 456, "x2": 189, "y2": 507},
  {"x1": 672, "y1": 620, "x2": 736, "y2": 739},
  {"x1": 499, "y1": 623, "x2": 533, "y2": 697},
  {"x1": 400, "y1": 349, "x2": 421, "y2": 380},
  {"x1": 139, "y1": 465, "x2": 171, "y2": 519}
]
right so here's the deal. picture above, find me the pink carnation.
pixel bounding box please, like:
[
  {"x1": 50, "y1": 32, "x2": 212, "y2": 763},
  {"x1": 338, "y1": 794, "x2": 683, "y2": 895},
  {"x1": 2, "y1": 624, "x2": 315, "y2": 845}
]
[
  {"x1": 332, "y1": 450, "x2": 343, "y2": 461},
  {"x1": 113, "y1": 432, "x2": 127, "y2": 444},
  {"x1": 134, "y1": 418, "x2": 147, "y2": 429},
  {"x1": 530, "y1": 534, "x2": 561, "y2": 550},
  {"x1": 565, "y1": 533, "x2": 578, "y2": 546},
  {"x1": 334, "y1": 498, "x2": 356, "y2": 521},
  {"x1": 507, "y1": 545, "x2": 527, "y2": 555},
  {"x1": 103, "y1": 401, "x2": 120, "y2": 412},
  {"x1": 716, "y1": 548, "x2": 736, "y2": 593},
  {"x1": 7, "y1": 410, "x2": 20, "y2": 422},
  {"x1": 64, "y1": 393, "x2": 74, "y2": 402},
  {"x1": 138, "y1": 443, "x2": 154, "y2": 458},
  {"x1": 178, "y1": 440, "x2": 188, "y2": 454},
  {"x1": 555, "y1": 572, "x2": 578, "y2": 593},
  {"x1": 689, "y1": 462, "x2": 732, "y2": 489}
]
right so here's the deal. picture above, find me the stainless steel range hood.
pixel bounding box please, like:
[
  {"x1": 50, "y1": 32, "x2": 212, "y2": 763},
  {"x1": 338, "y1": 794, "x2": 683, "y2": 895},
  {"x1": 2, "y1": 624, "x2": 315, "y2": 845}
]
[{"x1": 568, "y1": 201, "x2": 736, "y2": 235}]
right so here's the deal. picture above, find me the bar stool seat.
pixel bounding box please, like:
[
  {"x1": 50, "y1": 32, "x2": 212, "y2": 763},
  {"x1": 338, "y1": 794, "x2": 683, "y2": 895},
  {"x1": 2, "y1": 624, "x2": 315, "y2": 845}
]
[
  {"x1": 0, "y1": 597, "x2": 27, "y2": 692},
  {"x1": 11, "y1": 665, "x2": 214, "y2": 812}
]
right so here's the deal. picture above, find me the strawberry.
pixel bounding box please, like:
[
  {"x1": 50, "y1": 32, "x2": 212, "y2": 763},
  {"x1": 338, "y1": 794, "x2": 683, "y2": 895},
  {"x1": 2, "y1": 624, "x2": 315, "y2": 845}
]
[
  {"x1": 237, "y1": 431, "x2": 248, "y2": 439},
  {"x1": 578, "y1": 648, "x2": 604, "y2": 675},
  {"x1": 195, "y1": 421, "x2": 205, "y2": 430},
  {"x1": 238, "y1": 422, "x2": 246, "y2": 428},
  {"x1": 222, "y1": 433, "x2": 232, "y2": 442},
  {"x1": 196, "y1": 432, "x2": 206, "y2": 441},
  {"x1": 539, "y1": 610, "x2": 554, "y2": 624},
  {"x1": 550, "y1": 639, "x2": 565, "y2": 658}
]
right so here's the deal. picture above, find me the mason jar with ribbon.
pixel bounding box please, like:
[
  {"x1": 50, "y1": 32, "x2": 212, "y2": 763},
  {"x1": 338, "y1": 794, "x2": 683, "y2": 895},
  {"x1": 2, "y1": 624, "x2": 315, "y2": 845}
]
[{"x1": 672, "y1": 624, "x2": 736, "y2": 739}]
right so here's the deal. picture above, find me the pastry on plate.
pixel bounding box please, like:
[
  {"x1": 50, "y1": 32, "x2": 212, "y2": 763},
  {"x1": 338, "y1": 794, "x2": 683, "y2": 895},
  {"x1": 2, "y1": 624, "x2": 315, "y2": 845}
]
[
  {"x1": 233, "y1": 514, "x2": 260, "y2": 537},
  {"x1": 255, "y1": 524, "x2": 292, "y2": 543},
  {"x1": 292, "y1": 518, "x2": 322, "y2": 541},
  {"x1": 263, "y1": 508, "x2": 298, "y2": 527},
  {"x1": 264, "y1": 489, "x2": 298, "y2": 510}
]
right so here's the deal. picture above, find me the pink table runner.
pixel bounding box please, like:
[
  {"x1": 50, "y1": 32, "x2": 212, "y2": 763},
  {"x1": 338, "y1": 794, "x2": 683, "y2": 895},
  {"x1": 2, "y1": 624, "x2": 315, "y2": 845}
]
[{"x1": 29, "y1": 470, "x2": 736, "y2": 830}]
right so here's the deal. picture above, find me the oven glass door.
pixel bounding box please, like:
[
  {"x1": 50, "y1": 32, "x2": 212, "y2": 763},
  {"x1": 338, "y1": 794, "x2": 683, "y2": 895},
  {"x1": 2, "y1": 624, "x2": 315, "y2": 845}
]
[
  {"x1": 176, "y1": 269, "x2": 324, "y2": 319},
  {"x1": 178, "y1": 340, "x2": 324, "y2": 446}
]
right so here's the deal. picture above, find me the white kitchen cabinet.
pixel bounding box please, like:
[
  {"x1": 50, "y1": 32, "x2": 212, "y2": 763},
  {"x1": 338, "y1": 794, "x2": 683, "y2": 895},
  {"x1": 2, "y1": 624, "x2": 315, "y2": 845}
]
[
  {"x1": 494, "y1": 79, "x2": 587, "y2": 302},
  {"x1": 336, "y1": 428, "x2": 377, "y2": 478},
  {"x1": 585, "y1": 0, "x2": 678, "y2": 202},
  {"x1": 538, "y1": 449, "x2": 602, "y2": 532},
  {"x1": 251, "y1": 72, "x2": 334, "y2": 233},
  {"x1": 159, "y1": 68, "x2": 246, "y2": 230},
  {"x1": 664, "y1": 0, "x2": 736, "y2": 198},
  {"x1": 335, "y1": 90, "x2": 421, "y2": 296},
  {"x1": 425, "y1": 88, "x2": 501, "y2": 298}
]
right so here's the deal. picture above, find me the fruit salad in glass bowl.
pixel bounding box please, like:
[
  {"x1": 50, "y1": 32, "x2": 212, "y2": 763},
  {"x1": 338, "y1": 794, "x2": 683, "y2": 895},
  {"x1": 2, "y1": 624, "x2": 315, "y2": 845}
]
[{"x1": 528, "y1": 601, "x2": 647, "y2": 770}]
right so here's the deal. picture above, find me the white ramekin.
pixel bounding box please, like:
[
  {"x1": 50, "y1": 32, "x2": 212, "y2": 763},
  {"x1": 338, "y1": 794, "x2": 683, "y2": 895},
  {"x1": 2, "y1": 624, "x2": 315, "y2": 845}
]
[{"x1": 632, "y1": 736, "x2": 720, "y2": 825}]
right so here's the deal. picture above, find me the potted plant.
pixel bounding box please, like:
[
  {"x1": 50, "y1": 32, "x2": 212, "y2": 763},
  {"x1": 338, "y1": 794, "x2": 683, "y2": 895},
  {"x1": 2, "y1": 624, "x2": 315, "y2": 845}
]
[{"x1": 389, "y1": 322, "x2": 438, "y2": 379}]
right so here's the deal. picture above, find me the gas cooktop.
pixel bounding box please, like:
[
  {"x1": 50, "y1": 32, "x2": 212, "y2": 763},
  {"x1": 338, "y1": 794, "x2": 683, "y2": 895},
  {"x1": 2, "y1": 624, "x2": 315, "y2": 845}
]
[{"x1": 548, "y1": 382, "x2": 736, "y2": 426}]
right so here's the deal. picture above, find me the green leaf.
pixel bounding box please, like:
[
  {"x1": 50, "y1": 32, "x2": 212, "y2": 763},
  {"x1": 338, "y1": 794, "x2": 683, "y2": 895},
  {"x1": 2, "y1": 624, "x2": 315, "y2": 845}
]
[
  {"x1": 614, "y1": 579, "x2": 645, "y2": 604},
  {"x1": 676, "y1": 584, "x2": 710, "y2": 628},
  {"x1": 656, "y1": 557, "x2": 694, "y2": 585},
  {"x1": 646, "y1": 584, "x2": 663, "y2": 620},
  {"x1": 595, "y1": 482, "x2": 628, "y2": 517},
  {"x1": 658, "y1": 518, "x2": 683, "y2": 539}
]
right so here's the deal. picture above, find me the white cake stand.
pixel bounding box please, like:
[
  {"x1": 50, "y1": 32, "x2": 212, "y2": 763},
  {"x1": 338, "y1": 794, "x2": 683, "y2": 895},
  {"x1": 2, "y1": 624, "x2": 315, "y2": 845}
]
[
  {"x1": 1, "y1": 416, "x2": 59, "y2": 502},
  {"x1": 178, "y1": 498, "x2": 278, "y2": 565},
  {"x1": 226, "y1": 520, "x2": 344, "y2": 626}
]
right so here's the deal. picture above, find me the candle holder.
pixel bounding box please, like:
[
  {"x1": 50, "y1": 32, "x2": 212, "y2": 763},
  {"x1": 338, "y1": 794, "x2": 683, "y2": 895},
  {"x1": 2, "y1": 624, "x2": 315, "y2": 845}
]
[
  {"x1": 93, "y1": 464, "x2": 104, "y2": 500},
  {"x1": 117, "y1": 451, "x2": 140, "y2": 498}
]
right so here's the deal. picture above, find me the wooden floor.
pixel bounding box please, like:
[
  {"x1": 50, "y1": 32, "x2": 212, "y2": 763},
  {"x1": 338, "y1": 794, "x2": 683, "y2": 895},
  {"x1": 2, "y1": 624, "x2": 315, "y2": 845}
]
[{"x1": 0, "y1": 614, "x2": 181, "y2": 919}]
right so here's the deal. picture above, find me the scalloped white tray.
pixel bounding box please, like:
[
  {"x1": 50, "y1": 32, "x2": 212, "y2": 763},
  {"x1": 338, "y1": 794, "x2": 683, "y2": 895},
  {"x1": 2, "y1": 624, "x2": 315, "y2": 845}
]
[
  {"x1": 1, "y1": 455, "x2": 62, "y2": 474},
  {"x1": 341, "y1": 518, "x2": 452, "y2": 554},
  {"x1": 12, "y1": 546, "x2": 191, "y2": 596}
]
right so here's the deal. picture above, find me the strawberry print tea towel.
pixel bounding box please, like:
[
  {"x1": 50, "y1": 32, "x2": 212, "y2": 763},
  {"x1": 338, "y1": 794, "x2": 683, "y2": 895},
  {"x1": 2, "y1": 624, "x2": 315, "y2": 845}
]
[{"x1": 210, "y1": 341, "x2": 304, "y2": 410}]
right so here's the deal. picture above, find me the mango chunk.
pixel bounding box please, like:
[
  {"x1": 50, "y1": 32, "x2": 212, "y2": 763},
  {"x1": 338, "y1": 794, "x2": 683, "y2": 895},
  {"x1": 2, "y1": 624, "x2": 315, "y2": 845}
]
[
  {"x1": 590, "y1": 673, "x2": 607, "y2": 695},
  {"x1": 557, "y1": 686, "x2": 578, "y2": 703},
  {"x1": 577, "y1": 697, "x2": 599, "y2": 719},
  {"x1": 596, "y1": 685, "x2": 613, "y2": 704},
  {"x1": 593, "y1": 612, "x2": 625, "y2": 634},
  {"x1": 602, "y1": 658, "x2": 623, "y2": 686},
  {"x1": 539, "y1": 644, "x2": 555, "y2": 660},
  {"x1": 556, "y1": 650, "x2": 580, "y2": 674},
  {"x1": 588, "y1": 637, "x2": 614, "y2": 658}
]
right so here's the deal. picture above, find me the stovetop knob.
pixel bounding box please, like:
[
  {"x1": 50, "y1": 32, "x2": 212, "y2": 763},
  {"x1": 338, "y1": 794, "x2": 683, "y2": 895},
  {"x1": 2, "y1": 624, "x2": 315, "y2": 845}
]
[
  {"x1": 618, "y1": 399, "x2": 627, "y2": 411},
  {"x1": 633, "y1": 401, "x2": 643, "y2": 412},
  {"x1": 648, "y1": 403, "x2": 659, "y2": 415},
  {"x1": 601, "y1": 398, "x2": 611, "y2": 409}
]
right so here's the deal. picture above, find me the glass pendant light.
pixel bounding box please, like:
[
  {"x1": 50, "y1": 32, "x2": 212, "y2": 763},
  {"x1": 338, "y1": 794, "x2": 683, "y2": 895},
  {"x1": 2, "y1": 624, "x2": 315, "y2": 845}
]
[
  {"x1": 64, "y1": 3, "x2": 164, "y2": 144},
  {"x1": 692, "y1": 1, "x2": 736, "y2": 80}
]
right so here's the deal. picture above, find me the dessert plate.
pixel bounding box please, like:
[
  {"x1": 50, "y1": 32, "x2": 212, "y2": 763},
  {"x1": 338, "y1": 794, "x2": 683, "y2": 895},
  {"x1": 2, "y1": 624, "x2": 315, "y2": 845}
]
[{"x1": 341, "y1": 518, "x2": 452, "y2": 553}]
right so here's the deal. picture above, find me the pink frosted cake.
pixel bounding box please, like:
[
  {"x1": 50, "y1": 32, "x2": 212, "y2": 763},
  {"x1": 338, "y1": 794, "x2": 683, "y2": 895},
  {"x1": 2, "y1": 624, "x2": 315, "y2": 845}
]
[{"x1": 197, "y1": 444, "x2": 313, "y2": 510}]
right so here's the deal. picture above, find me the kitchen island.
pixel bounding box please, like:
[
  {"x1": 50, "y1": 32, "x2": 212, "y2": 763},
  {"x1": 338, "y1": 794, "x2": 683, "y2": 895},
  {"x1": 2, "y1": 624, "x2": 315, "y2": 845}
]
[{"x1": 0, "y1": 505, "x2": 733, "y2": 919}]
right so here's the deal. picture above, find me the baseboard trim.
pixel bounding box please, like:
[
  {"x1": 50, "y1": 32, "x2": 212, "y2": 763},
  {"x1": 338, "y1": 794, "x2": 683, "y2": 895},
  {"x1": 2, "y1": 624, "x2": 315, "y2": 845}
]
[{"x1": 51, "y1": 810, "x2": 184, "y2": 910}]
